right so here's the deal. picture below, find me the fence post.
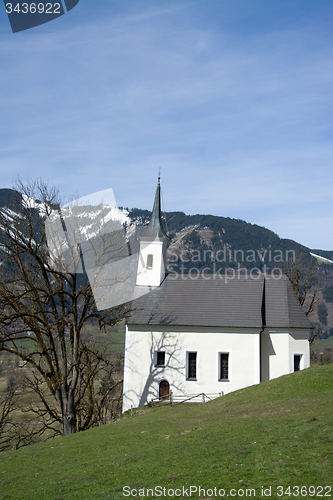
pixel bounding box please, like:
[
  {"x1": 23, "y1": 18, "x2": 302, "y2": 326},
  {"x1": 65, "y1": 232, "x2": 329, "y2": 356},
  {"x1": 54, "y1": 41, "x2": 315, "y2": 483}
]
[
  {"x1": 130, "y1": 405, "x2": 133, "y2": 417},
  {"x1": 170, "y1": 391, "x2": 173, "y2": 407},
  {"x1": 202, "y1": 393, "x2": 205, "y2": 404}
]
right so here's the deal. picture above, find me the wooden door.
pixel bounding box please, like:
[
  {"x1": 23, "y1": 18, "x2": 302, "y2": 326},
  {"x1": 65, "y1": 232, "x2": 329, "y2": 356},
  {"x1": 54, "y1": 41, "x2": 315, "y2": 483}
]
[{"x1": 159, "y1": 380, "x2": 169, "y2": 400}]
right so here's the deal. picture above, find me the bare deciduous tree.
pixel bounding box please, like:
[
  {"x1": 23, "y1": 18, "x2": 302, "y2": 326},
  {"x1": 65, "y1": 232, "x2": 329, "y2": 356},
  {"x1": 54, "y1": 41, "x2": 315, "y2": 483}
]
[
  {"x1": 0, "y1": 180, "x2": 130, "y2": 436},
  {"x1": 0, "y1": 384, "x2": 17, "y2": 452},
  {"x1": 284, "y1": 254, "x2": 318, "y2": 317}
]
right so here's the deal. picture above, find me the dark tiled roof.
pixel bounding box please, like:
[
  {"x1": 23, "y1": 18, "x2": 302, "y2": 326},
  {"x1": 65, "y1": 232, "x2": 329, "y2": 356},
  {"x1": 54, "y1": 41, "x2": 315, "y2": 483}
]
[
  {"x1": 264, "y1": 275, "x2": 311, "y2": 328},
  {"x1": 129, "y1": 273, "x2": 311, "y2": 329}
]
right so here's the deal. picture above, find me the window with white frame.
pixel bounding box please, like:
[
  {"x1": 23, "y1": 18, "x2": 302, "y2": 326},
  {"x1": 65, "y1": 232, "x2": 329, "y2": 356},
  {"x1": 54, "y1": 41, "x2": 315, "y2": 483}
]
[
  {"x1": 186, "y1": 352, "x2": 197, "y2": 380},
  {"x1": 155, "y1": 351, "x2": 165, "y2": 367},
  {"x1": 219, "y1": 352, "x2": 229, "y2": 381},
  {"x1": 146, "y1": 254, "x2": 153, "y2": 269}
]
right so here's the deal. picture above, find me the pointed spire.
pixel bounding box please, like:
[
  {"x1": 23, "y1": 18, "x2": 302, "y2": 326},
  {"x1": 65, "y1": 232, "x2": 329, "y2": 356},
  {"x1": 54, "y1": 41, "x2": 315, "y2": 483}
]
[
  {"x1": 142, "y1": 176, "x2": 169, "y2": 240},
  {"x1": 149, "y1": 176, "x2": 161, "y2": 227}
]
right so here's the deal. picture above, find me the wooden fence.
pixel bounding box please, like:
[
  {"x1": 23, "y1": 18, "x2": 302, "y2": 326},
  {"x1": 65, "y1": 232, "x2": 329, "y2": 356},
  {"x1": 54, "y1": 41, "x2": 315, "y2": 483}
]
[{"x1": 148, "y1": 391, "x2": 223, "y2": 408}]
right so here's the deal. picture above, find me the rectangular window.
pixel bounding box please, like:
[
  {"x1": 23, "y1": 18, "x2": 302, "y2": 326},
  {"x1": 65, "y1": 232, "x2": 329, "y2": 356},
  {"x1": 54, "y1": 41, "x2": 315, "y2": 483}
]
[
  {"x1": 155, "y1": 351, "x2": 165, "y2": 366},
  {"x1": 146, "y1": 254, "x2": 153, "y2": 269},
  {"x1": 219, "y1": 353, "x2": 229, "y2": 380},
  {"x1": 294, "y1": 354, "x2": 301, "y2": 372},
  {"x1": 187, "y1": 352, "x2": 197, "y2": 380}
]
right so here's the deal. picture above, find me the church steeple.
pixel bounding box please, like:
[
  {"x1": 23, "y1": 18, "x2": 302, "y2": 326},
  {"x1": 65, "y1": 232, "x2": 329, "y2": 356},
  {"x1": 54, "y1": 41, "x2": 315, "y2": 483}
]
[
  {"x1": 141, "y1": 176, "x2": 169, "y2": 241},
  {"x1": 136, "y1": 177, "x2": 169, "y2": 287}
]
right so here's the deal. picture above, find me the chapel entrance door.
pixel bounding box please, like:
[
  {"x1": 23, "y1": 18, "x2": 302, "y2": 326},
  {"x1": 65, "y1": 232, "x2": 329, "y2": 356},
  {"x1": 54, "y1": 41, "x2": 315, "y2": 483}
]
[{"x1": 159, "y1": 380, "x2": 170, "y2": 400}]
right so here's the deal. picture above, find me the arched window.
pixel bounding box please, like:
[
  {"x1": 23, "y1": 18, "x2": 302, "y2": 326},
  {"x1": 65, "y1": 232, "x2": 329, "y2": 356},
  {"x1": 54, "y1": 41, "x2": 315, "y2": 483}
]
[{"x1": 146, "y1": 254, "x2": 153, "y2": 269}]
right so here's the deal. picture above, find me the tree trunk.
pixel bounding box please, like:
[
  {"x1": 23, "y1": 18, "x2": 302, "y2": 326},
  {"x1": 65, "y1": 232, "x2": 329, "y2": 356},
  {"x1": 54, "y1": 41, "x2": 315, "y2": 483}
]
[{"x1": 60, "y1": 391, "x2": 77, "y2": 435}]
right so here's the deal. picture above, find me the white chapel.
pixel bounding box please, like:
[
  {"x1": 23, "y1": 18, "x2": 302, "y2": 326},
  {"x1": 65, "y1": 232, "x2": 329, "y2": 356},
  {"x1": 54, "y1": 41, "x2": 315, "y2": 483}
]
[{"x1": 122, "y1": 180, "x2": 311, "y2": 412}]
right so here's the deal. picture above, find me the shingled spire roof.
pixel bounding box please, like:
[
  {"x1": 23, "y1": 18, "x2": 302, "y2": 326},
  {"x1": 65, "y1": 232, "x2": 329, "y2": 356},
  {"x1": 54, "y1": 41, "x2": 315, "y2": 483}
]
[{"x1": 141, "y1": 177, "x2": 169, "y2": 241}]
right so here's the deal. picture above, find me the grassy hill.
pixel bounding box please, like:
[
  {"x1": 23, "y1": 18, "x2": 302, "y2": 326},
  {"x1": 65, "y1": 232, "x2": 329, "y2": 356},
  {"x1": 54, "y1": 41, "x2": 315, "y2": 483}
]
[{"x1": 1, "y1": 365, "x2": 332, "y2": 500}]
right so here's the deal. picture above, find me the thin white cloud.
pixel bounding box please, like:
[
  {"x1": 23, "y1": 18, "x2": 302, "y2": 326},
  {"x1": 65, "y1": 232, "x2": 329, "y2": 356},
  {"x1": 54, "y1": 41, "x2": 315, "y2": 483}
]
[{"x1": 0, "y1": 0, "x2": 332, "y2": 249}]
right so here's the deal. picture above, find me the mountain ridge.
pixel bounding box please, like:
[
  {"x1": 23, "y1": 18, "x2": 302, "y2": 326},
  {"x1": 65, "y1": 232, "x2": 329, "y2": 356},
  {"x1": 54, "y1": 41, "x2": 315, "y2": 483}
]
[
  {"x1": 1, "y1": 188, "x2": 332, "y2": 338},
  {"x1": 1, "y1": 188, "x2": 331, "y2": 255}
]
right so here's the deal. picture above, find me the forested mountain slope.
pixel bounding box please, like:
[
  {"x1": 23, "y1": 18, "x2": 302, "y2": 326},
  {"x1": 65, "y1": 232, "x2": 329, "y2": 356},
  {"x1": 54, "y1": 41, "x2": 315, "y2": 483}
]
[{"x1": 1, "y1": 188, "x2": 332, "y2": 338}]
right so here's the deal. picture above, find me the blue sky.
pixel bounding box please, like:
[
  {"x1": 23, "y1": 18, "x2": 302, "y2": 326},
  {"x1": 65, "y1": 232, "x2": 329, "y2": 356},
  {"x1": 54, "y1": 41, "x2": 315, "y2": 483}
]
[{"x1": 0, "y1": 0, "x2": 332, "y2": 250}]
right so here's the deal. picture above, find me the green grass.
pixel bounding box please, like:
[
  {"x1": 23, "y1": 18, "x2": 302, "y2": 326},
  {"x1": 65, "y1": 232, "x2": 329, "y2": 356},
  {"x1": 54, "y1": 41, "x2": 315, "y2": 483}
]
[
  {"x1": 82, "y1": 322, "x2": 125, "y2": 353},
  {"x1": 1, "y1": 365, "x2": 332, "y2": 500},
  {"x1": 312, "y1": 335, "x2": 333, "y2": 350}
]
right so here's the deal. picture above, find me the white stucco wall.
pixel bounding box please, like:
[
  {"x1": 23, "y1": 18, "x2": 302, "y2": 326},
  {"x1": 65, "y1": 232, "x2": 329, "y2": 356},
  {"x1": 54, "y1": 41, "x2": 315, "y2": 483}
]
[
  {"x1": 261, "y1": 329, "x2": 310, "y2": 382},
  {"x1": 136, "y1": 240, "x2": 165, "y2": 287},
  {"x1": 289, "y1": 331, "x2": 310, "y2": 372},
  {"x1": 123, "y1": 325, "x2": 261, "y2": 413}
]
